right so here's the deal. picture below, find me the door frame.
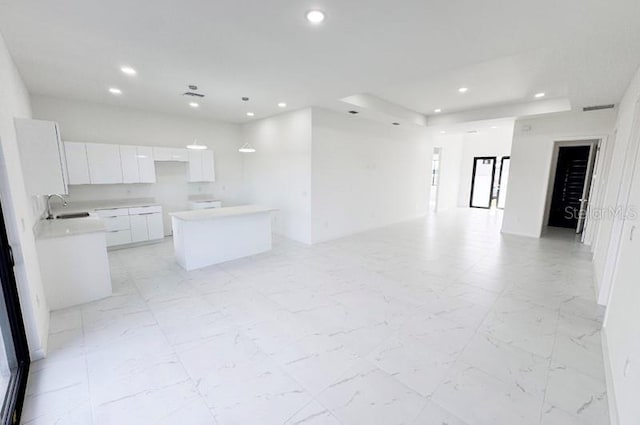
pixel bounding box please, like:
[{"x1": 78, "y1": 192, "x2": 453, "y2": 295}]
[
  {"x1": 0, "y1": 198, "x2": 31, "y2": 425},
  {"x1": 496, "y1": 156, "x2": 510, "y2": 210},
  {"x1": 542, "y1": 139, "x2": 600, "y2": 232},
  {"x1": 469, "y1": 156, "x2": 497, "y2": 209}
]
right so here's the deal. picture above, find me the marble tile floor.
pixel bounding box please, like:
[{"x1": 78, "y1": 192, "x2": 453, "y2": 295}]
[{"x1": 22, "y1": 209, "x2": 609, "y2": 425}]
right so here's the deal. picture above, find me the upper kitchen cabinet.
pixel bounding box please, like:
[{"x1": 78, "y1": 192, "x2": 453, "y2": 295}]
[
  {"x1": 119, "y1": 145, "x2": 156, "y2": 183},
  {"x1": 137, "y1": 146, "x2": 156, "y2": 183},
  {"x1": 85, "y1": 143, "x2": 123, "y2": 184},
  {"x1": 64, "y1": 142, "x2": 90, "y2": 185},
  {"x1": 188, "y1": 150, "x2": 215, "y2": 182},
  {"x1": 15, "y1": 118, "x2": 68, "y2": 195},
  {"x1": 119, "y1": 145, "x2": 140, "y2": 184},
  {"x1": 153, "y1": 147, "x2": 189, "y2": 162}
]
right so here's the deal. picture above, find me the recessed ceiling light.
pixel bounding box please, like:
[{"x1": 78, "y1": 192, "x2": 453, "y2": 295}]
[
  {"x1": 434, "y1": 109, "x2": 442, "y2": 113},
  {"x1": 491, "y1": 126, "x2": 498, "y2": 129},
  {"x1": 246, "y1": 112, "x2": 255, "y2": 117},
  {"x1": 189, "y1": 102, "x2": 199, "y2": 108},
  {"x1": 120, "y1": 66, "x2": 137, "y2": 76},
  {"x1": 277, "y1": 102, "x2": 287, "y2": 108},
  {"x1": 440, "y1": 131, "x2": 446, "y2": 134},
  {"x1": 534, "y1": 92, "x2": 546, "y2": 98},
  {"x1": 108, "y1": 87, "x2": 122, "y2": 95},
  {"x1": 458, "y1": 87, "x2": 468, "y2": 93},
  {"x1": 306, "y1": 10, "x2": 325, "y2": 24}
]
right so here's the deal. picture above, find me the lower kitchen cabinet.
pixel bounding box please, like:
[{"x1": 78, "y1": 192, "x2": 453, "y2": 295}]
[{"x1": 97, "y1": 205, "x2": 164, "y2": 248}]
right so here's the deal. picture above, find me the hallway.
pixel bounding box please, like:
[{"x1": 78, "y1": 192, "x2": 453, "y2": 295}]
[{"x1": 23, "y1": 210, "x2": 607, "y2": 425}]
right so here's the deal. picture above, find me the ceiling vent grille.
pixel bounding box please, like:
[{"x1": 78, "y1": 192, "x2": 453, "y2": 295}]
[
  {"x1": 183, "y1": 92, "x2": 205, "y2": 98},
  {"x1": 583, "y1": 104, "x2": 615, "y2": 112}
]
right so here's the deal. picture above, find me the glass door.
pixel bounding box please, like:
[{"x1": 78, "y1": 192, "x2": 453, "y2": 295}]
[
  {"x1": 469, "y1": 157, "x2": 497, "y2": 209},
  {"x1": 0, "y1": 198, "x2": 30, "y2": 425}
]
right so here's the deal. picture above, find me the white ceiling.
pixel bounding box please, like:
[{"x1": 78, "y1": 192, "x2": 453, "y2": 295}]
[{"x1": 1, "y1": 0, "x2": 639, "y2": 123}]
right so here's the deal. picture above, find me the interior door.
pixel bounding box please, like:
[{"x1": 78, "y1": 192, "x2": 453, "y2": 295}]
[
  {"x1": 469, "y1": 157, "x2": 497, "y2": 209},
  {"x1": 548, "y1": 146, "x2": 591, "y2": 228},
  {"x1": 497, "y1": 156, "x2": 510, "y2": 209}
]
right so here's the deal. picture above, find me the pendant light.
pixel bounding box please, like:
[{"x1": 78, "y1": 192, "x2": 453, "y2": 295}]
[
  {"x1": 238, "y1": 143, "x2": 256, "y2": 153},
  {"x1": 186, "y1": 139, "x2": 207, "y2": 150}
]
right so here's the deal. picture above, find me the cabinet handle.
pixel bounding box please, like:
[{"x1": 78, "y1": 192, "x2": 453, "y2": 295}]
[
  {"x1": 631, "y1": 225, "x2": 636, "y2": 241},
  {"x1": 138, "y1": 213, "x2": 155, "y2": 215}
]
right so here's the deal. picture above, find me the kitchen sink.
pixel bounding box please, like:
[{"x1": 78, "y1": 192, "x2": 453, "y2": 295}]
[{"x1": 55, "y1": 212, "x2": 90, "y2": 219}]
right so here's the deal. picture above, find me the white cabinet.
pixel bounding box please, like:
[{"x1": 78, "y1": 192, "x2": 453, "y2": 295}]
[
  {"x1": 137, "y1": 146, "x2": 156, "y2": 183},
  {"x1": 86, "y1": 143, "x2": 123, "y2": 184},
  {"x1": 129, "y1": 208, "x2": 163, "y2": 242},
  {"x1": 189, "y1": 200, "x2": 222, "y2": 210},
  {"x1": 97, "y1": 205, "x2": 164, "y2": 247},
  {"x1": 129, "y1": 214, "x2": 148, "y2": 242},
  {"x1": 153, "y1": 147, "x2": 189, "y2": 162},
  {"x1": 120, "y1": 145, "x2": 140, "y2": 184},
  {"x1": 15, "y1": 118, "x2": 68, "y2": 195},
  {"x1": 202, "y1": 150, "x2": 215, "y2": 182},
  {"x1": 147, "y1": 213, "x2": 164, "y2": 240},
  {"x1": 64, "y1": 142, "x2": 90, "y2": 185},
  {"x1": 188, "y1": 150, "x2": 215, "y2": 182},
  {"x1": 188, "y1": 151, "x2": 204, "y2": 182}
]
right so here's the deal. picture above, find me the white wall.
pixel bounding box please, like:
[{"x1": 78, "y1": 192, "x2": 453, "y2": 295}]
[
  {"x1": 240, "y1": 109, "x2": 312, "y2": 244},
  {"x1": 432, "y1": 133, "x2": 464, "y2": 212},
  {"x1": 311, "y1": 108, "x2": 432, "y2": 243},
  {"x1": 599, "y1": 64, "x2": 640, "y2": 425},
  {"x1": 0, "y1": 32, "x2": 49, "y2": 358},
  {"x1": 502, "y1": 110, "x2": 616, "y2": 237},
  {"x1": 30, "y1": 96, "x2": 245, "y2": 234}
]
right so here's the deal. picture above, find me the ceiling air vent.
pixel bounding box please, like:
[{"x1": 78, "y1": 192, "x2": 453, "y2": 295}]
[
  {"x1": 183, "y1": 92, "x2": 205, "y2": 98},
  {"x1": 583, "y1": 104, "x2": 615, "y2": 112}
]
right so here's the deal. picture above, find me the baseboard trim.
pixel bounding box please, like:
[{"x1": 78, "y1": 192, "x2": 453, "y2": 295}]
[{"x1": 602, "y1": 327, "x2": 620, "y2": 425}]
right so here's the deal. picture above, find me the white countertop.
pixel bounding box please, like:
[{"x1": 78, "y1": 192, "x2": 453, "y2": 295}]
[
  {"x1": 34, "y1": 214, "x2": 106, "y2": 240},
  {"x1": 37, "y1": 198, "x2": 160, "y2": 240},
  {"x1": 188, "y1": 195, "x2": 221, "y2": 202},
  {"x1": 52, "y1": 198, "x2": 159, "y2": 215},
  {"x1": 170, "y1": 205, "x2": 275, "y2": 221}
]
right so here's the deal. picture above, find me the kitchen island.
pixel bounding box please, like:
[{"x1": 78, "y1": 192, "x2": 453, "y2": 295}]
[{"x1": 170, "y1": 205, "x2": 276, "y2": 270}]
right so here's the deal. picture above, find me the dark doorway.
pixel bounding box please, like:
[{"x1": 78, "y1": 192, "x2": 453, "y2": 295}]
[
  {"x1": 469, "y1": 157, "x2": 497, "y2": 209},
  {"x1": 548, "y1": 146, "x2": 591, "y2": 229},
  {"x1": 0, "y1": 198, "x2": 30, "y2": 425}
]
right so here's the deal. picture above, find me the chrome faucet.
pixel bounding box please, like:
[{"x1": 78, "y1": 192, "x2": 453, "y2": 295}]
[{"x1": 46, "y1": 194, "x2": 67, "y2": 220}]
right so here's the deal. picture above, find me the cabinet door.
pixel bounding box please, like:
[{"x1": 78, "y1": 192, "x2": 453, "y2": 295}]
[
  {"x1": 201, "y1": 150, "x2": 215, "y2": 182},
  {"x1": 120, "y1": 145, "x2": 140, "y2": 183},
  {"x1": 146, "y1": 213, "x2": 164, "y2": 240},
  {"x1": 64, "y1": 142, "x2": 91, "y2": 185},
  {"x1": 188, "y1": 151, "x2": 203, "y2": 182},
  {"x1": 153, "y1": 147, "x2": 171, "y2": 161},
  {"x1": 137, "y1": 146, "x2": 156, "y2": 183},
  {"x1": 129, "y1": 214, "x2": 149, "y2": 243},
  {"x1": 15, "y1": 118, "x2": 67, "y2": 195},
  {"x1": 86, "y1": 143, "x2": 123, "y2": 184},
  {"x1": 170, "y1": 148, "x2": 189, "y2": 162}
]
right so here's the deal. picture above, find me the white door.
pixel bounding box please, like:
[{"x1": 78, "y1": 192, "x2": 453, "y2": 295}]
[
  {"x1": 188, "y1": 151, "x2": 203, "y2": 182},
  {"x1": 129, "y1": 214, "x2": 149, "y2": 242},
  {"x1": 86, "y1": 143, "x2": 123, "y2": 184},
  {"x1": 599, "y1": 100, "x2": 640, "y2": 305},
  {"x1": 601, "y1": 137, "x2": 640, "y2": 424},
  {"x1": 146, "y1": 213, "x2": 164, "y2": 240},
  {"x1": 120, "y1": 145, "x2": 140, "y2": 183},
  {"x1": 202, "y1": 150, "x2": 215, "y2": 182},
  {"x1": 64, "y1": 142, "x2": 90, "y2": 185},
  {"x1": 137, "y1": 146, "x2": 156, "y2": 183}
]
